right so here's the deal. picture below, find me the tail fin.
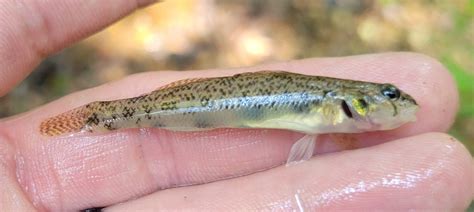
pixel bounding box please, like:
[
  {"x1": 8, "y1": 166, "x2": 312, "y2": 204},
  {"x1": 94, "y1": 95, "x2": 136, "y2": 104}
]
[{"x1": 40, "y1": 105, "x2": 93, "y2": 136}]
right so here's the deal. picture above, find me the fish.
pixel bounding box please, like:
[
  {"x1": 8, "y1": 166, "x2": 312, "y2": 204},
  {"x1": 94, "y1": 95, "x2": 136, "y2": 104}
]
[{"x1": 39, "y1": 71, "x2": 418, "y2": 163}]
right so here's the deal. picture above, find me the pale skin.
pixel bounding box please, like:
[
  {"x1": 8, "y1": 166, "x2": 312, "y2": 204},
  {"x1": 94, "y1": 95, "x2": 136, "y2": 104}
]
[{"x1": 0, "y1": 1, "x2": 472, "y2": 211}]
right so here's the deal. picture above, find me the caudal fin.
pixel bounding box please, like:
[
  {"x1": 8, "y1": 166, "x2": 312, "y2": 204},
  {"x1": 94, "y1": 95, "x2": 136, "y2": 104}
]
[{"x1": 40, "y1": 106, "x2": 93, "y2": 136}]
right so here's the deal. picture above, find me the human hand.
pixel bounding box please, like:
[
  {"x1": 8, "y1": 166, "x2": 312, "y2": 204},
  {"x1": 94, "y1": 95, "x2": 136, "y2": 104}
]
[{"x1": 0, "y1": 1, "x2": 472, "y2": 211}]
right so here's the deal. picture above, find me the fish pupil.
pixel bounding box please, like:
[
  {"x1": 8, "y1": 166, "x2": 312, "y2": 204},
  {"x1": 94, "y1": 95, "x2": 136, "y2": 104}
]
[
  {"x1": 341, "y1": 100, "x2": 353, "y2": 118},
  {"x1": 359, "y1": 99, "x2": 368, "y2": 108},
  {"x1": 381, "y1": 86, "x2": 400, "y2": 100}
]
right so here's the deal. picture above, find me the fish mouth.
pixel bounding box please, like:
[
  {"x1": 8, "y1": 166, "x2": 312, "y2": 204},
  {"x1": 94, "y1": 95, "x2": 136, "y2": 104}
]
[{"x1": 401, "y1": 104, "x2": 419, "y2": 123}]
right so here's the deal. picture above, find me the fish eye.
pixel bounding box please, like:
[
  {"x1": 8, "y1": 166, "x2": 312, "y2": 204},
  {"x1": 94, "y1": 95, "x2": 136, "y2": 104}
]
[{"x1": 381, "y1": 85, "x2": 400, "y2": 100}]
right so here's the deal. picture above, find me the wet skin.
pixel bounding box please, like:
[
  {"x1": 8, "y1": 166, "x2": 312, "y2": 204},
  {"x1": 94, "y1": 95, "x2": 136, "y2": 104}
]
[{"x1": 0, "y1": 1, "x2": 473, "y2": 211}]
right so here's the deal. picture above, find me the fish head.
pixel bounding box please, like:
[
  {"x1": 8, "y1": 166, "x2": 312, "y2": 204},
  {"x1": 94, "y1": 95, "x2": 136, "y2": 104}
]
[{"x1": 339, "y1": 83, "x2": 419, "y2": 131}]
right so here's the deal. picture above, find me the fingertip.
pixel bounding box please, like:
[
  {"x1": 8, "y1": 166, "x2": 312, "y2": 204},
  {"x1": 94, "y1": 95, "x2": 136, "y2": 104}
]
[
  {"x1": 396, "y1": 53, "x2": 459, "y2": 133},
  {"x1": 405, "y1": 132, "x2": 473, "y2": 209}
]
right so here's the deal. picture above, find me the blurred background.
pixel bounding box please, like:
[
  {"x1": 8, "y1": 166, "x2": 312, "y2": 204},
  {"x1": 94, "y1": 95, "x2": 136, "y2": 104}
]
[{"x1": 0, "y1": 0, "x2": 472, "y2": 153}]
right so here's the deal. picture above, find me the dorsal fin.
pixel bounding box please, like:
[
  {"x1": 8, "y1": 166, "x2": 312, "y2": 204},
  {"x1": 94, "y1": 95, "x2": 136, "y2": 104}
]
[
  {"x1": 232, "y1": 70, "x2": 288, "y2": 77},
  {"x1": 156, "y1": 77, "x2": 208, "y2": 90},
  {"x1": 155, "y1": 70, "x2": 289, "y2": 91}
]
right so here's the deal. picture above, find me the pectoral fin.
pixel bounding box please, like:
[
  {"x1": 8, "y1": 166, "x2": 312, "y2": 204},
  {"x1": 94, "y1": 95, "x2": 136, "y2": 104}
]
[{"x1": 286, "y1": 134, "x2": 317, "y2": 166}]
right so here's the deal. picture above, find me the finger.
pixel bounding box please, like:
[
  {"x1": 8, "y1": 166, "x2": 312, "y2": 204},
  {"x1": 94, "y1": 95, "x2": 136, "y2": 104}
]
[
  {"x1": 1, "y1": 53, "x2": 459, "y2": 210},
  {"x1": 106, "y1": 133, "x2": 474, "y2": 211},
  {"x1": 0, "y1": 0, "x2": 158, "y2": 96},
  {"x1": 0, "y1": 140, "x2": 36, "y2": 211}
]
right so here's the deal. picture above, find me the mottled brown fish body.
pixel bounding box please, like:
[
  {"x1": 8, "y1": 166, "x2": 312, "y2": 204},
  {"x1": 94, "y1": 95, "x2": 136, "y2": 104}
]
[{"x1": 40, "y1": 71, "x2": 418, "y2": 136}]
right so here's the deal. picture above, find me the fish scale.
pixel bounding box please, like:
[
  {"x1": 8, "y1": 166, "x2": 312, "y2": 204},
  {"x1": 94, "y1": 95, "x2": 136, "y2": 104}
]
[{"x1": 40, "y1": 71, "x2": 418, "y2": 136}]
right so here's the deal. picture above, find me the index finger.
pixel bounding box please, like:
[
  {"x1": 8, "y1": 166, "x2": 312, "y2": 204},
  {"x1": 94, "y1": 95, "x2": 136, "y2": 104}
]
[
  {"x1": 0, "y1": 0, "x2": 157, "y2": 96},
  {"x1": 0, "y1": 52, "x2": 459, "y2": 210}
]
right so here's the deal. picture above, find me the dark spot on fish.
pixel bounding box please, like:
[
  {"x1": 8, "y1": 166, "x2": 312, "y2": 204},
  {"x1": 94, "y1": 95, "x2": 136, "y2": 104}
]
[
  {"x1": 200, "y1": 97, "x2": 210, "y2": 106},
  {"x1": 99, "y1": 101, "x2": 111, "y2": 106},
  {"x1": 341, "y1": 100, "x2": 353, "y2": 118},
  {"x1": 145, "y1": 114, "x2": 152, "y2": 120},
  {"x1": 154, "y1": 122, "x2": 166, "y2": 128},
  {"x1": 86, "y1": 113, "x2": 100, "y2": 125},
  {"x1": 122, "y1": 107, "x2": 136, "y2": 117},
  {"x1": 107, "y1": 105, "x2": 117, "y2": 111},
  {"x1": 269, "y1": 101, "x2": 276, "y2": 108},
  {"x1": 103, "y1": 122, "x2": 115, "y2": 130},
  {"x1": 219, "y1": 88, "x2": 226, "y2": 96},
  {"x1": 242, "y1": 106, "x2": 265, "y2": 120},
  {"x1": 161, "y1": 101, "x2": 178, "y2": 110},
  {"x1": 292, "y1": 102, "x2": 311, "y2": 113},
  {"x1": 194, "y1": 118, "x2": 211, "y2": 128},
  {"x1": 144, "y1": 105, "x2": 152, "y2": 114},
  {"x1": 359, "y1": 99, "x2": 368, "y2": 109},
  {"x1": 322, "y1": 90, "x2": 329, "y2": 97},
  {"x1": 391, "y1": 101, "x2": 399, "y2": 116}
]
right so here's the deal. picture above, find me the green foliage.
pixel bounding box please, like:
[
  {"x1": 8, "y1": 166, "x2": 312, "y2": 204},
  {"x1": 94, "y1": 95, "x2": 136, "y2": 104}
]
[{"x1": 443, "y1": 57, "x2": 474, "y2": 116}]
